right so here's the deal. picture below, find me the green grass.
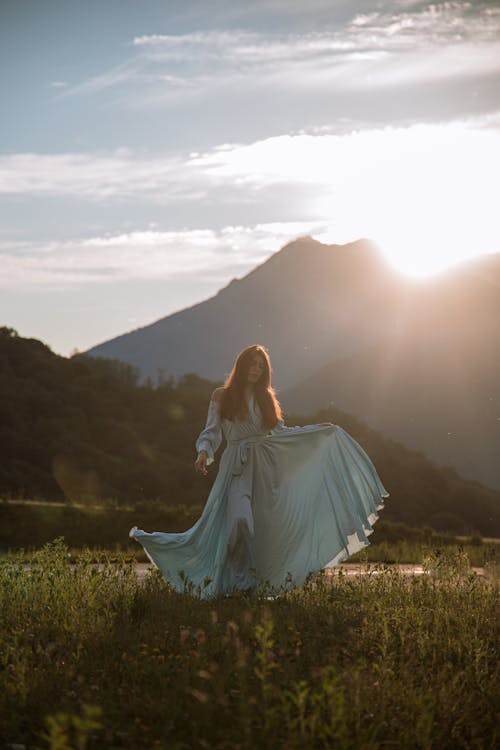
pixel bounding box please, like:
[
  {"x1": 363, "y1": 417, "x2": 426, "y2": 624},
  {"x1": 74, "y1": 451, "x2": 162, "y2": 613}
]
[
  {"x1": 3, "y1": 538, "x2": 497, "y2": 571},
  {"x1": 1, "y1": 540, "x2": 498, "y2": 749},
  {"x1": 349, "y1": 538, "x2": 500, "y2": 568}
]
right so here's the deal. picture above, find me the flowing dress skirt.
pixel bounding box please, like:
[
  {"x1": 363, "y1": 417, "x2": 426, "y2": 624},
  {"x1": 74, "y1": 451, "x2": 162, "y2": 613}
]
[{"x1": 130, "y1": 423, "x2": 388, "y2": 598}]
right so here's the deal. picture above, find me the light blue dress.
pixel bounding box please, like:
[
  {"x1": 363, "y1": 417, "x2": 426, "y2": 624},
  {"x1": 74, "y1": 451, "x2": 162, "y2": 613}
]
[{"x1": 130, "y1": 395, "x2": 388, "y2": 597}]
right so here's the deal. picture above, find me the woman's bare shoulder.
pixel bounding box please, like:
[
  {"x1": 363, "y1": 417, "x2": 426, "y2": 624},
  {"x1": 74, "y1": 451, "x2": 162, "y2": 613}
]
[{"x1": 211, "y1": 387, "x2": 225, "y2": 402}]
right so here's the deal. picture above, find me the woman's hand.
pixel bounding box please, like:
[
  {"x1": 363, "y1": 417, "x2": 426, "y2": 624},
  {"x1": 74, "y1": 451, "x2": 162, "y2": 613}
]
[{"x1": 194, "y1": 450, "x2": 208, "y2": 476}]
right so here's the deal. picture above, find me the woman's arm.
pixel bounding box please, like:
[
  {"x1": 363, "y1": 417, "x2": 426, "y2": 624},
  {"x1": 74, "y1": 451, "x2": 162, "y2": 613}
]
[{"x1": 194, "y1": 389, "x2": 223, "y2": 475}]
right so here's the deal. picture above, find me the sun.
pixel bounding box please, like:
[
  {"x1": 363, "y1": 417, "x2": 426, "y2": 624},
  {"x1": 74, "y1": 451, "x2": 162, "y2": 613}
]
[
  {"x1": 313, "y1": 122, "x2": 499, "y2": 278},
  {"x1": 368, "y1": 124, "x2": 496, "y2": 277},
  {"x1": 375, "y1": 228, "x2": 475, "y2": 279}
]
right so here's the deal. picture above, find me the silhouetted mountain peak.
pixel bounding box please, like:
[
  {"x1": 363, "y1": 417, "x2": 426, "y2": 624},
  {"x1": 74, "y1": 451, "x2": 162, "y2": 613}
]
[
  {"x1": 233, "y1": 237, "x2": 396, "y2": 305},
  {"x1": 273, "y1": 234, "x2": 380, "y2": 261}
]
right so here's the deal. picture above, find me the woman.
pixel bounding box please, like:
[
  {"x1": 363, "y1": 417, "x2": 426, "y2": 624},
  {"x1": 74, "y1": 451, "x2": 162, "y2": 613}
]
[{"x1": 130, "y1": 344, "x2": 388, "y2": 597}]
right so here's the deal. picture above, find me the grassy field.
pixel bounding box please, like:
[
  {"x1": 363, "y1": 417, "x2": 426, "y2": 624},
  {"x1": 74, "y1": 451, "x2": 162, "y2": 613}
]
[{"x1": 1, "y1": 539, "x2": 498, "y2": 749}]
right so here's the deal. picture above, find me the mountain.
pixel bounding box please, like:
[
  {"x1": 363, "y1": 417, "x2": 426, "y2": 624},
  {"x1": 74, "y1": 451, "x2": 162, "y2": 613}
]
[
  {"x1": 86, "y1": 237, "x2": 412, "y2": 388},
  {"x1": 85, "y1": 237, "x2": 500, "y2": 489},
  {"x1": 281, "y1": 252, "x2": 500, "y2": 489}
]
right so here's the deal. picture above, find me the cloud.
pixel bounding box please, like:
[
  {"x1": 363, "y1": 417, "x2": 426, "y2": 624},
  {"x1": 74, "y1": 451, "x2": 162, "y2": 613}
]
[
  {"x1": 0, "y1": 223, "x2": 326, "y2": 289},
  {"x1": 0, "y1": 150, "x2": 198, "y2": 201},
  {"x1": 58, "y1": 2, "x2": 500, "y2": 104},
  {"x1": 133, "y1": 5, "x2": 500, "y2": 60},
  {"x1": 132, "y1": 29, "x2": 354, "y2": 62},
  {"x1": 2, "y1": 115, "x2": 499, "y2": 278},
  {"x1": 53, "y1": 59, "x2": 142, "y2": 98},
  {"x1": 347, "y1": 2, "x2": 500, "y2": 46},
  {"x1": 2, "y1": 114, "x2": 499, "y2": 201}
]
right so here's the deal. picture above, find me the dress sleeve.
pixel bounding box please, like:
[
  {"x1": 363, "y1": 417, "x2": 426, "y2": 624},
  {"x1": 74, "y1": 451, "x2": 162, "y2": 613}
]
[{"x1": 195, "y1": 398, "x2": 222, "y2": 465}]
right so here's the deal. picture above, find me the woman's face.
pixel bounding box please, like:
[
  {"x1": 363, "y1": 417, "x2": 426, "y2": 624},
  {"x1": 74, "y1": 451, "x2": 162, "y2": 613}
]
[{"x1": 247, "y1": 352, "x2": 266, "y2": 384}]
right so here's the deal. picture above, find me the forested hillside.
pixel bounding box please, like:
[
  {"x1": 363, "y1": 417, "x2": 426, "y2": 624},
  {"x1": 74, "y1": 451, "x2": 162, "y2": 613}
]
[
  {"x1": 0, "y1": 327, "x2": 210, "y2": 506},
  {"x1": 1, "y1": 327, "x2": 499, "y2": 535}
]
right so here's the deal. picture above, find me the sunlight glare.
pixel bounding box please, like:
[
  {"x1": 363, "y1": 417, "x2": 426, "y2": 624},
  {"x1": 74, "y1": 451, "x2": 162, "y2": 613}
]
[
  {"x1": 315, "y1": 123, "x2": 499, "y2": 277},
  {"x1": 195, "y1": 122, "x2": 500, "y2": 277}
]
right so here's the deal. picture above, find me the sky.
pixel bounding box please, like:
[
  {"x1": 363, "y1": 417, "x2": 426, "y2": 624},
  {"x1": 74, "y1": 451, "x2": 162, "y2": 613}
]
[{"x1": 1, "y1": 0, "x2": 500, "y2": 356}]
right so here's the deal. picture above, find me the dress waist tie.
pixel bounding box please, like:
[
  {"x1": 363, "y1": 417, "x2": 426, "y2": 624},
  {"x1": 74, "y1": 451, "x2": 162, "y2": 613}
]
[{"x1": 228, "y1": 435, "x2": 266, "y2": 477}]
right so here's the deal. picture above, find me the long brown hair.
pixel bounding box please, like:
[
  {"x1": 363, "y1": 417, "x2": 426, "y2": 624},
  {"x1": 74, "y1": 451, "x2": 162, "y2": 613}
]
[{"x1": 220, "y1": 345, "x2": 282, "y2": 430}]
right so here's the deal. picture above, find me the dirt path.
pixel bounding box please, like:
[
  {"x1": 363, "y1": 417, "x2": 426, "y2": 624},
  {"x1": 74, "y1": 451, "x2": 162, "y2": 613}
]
[{"x1": 133, "y1": 562, "x2": 487, "y2": 580}]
